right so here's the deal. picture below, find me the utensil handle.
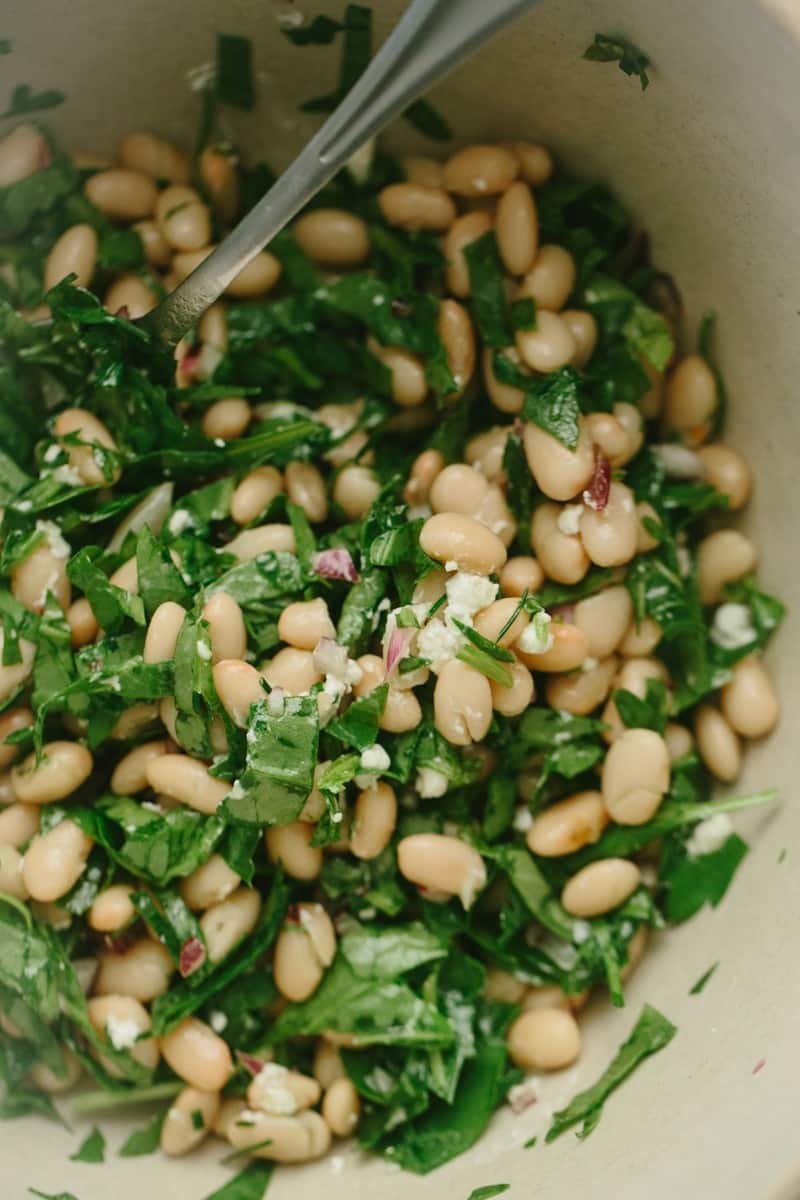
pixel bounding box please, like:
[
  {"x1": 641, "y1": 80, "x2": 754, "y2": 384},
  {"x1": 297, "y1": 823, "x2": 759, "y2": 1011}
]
[{"x1": 143, "y1": 0, "x2": 540, "y2": 342}]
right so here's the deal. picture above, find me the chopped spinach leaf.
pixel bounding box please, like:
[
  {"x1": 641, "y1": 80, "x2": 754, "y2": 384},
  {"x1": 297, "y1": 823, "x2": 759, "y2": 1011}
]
[
  {"x1": 216, "y1": 34, "x2": 254, "y2": 110},
  {"x1": 117, "y1": 1108, "x2": 166, "y2": 1156},
  {"x1": 689, "y1": 962, "x2": 719, "y2": 996},
  {"x1": 583, "y1": 33, "x2": 652, "y2": 91},
  {"x1": 70, "y1": 1125, "x2": 105, "y2": 1163},
  {"x1": 203, "y1": 1161, "x2": 274, "y2": 1200}
]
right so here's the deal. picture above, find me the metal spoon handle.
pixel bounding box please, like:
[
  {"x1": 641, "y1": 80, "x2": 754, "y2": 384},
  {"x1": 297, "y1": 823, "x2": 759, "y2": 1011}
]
[{"x1": 142, "y1": 0, "x2": 540, "y2": 343}]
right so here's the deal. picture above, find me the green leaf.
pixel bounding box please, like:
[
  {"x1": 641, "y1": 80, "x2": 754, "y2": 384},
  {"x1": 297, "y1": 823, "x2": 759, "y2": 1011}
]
[
  {"x1": 337, "y1": 568, "x2": 386, "y2": 654},
  {"x1": 326, "y1": 685, "x2": 388, "y2": 751},
  {"x1": 223, "y1": 696, "x2": 318, "y2": 825},
  {"x1": 612, "y1": 678, "x2": 669, "y2": 733},
  {"x1": 583, "y1": 274, "x2": 672, "y2": 371},
  {"x1": 689, "y1": 962, "x2": 719, "y2": 996},
  {"x1": 216, "y1": 33, "x2": 254, "y2": 109},
  {"x1": 697, "y1": 310, "x2": 726, "y2": 437},
  {"x1": 403, "y1": 98, "x2": 452, "y2": 141},
  {"x1": 522, "y1": 366, "x2": 583, "y2": 450},
  {"x1": 2, "y1": 83, "x2": 65, "y2": 117},
  {"x1": 70, "y1": 1126, "x2": 105, "y2": 1163},
  {"x1": 340, "y1": 921, "x2": 448, "y2": 979},
  {"x1": 546, "y1": 1004, "x2": 677, "y2": 1141},
  {"x1": 299, "y1": 3, "x2": 372, "y2": 112},
  {"x1": 510, "y1": 296, "x2": 536, "y2": 330},
  {"x1": 464, "y1": 232, "x2": 512, "y2": 347},
  {"x1": 467, "y1": 1187, "x2": 510, "y2": 1200},
  {"x1": 70, "y1": 1081, "x2": 181, "y2": 1117},
  {"x1": 117, "y1": 1108, "x2": 166, "y2": 1156},
  {"x1": 203, "y1": 1162, "x2": 274, "y2": 1200},
  {"x1": 659, "y1": 832, "x2": 748, "y2": 923},
  {"x1": 493, "y1": 845, "x2": 575, "y2": 940},
  {"x1": 29, "y1": 1191, "x2": 81, "y2": 1200},
  {"x1": 135, "y1": 525, "x2": 191, "y2": 616},
  {"x1": 583, "y1": 33, "x2": 652, "y2": 90},
  {"x1": 67, "y1": 547, "x2": 145, "y2": 634}
]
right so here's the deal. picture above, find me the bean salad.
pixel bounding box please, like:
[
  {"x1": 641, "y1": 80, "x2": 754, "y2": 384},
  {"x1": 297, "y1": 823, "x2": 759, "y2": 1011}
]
[{"x1": 0, "y1": 20, "x2": 785, "y2": 1188}]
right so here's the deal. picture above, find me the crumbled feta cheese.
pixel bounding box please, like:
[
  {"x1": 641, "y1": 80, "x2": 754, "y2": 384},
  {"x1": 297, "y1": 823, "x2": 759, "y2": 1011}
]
[
  {"x1": 16, "y1": 499, "x2": 32, "y2": 512},
  {"x1": 196, "y1": 639, "x2": 212, "y2": 661},
  {"x1": 512, "y1": 806, "x2": 534, "y2": 833},
  {"x1": 417, "y1": 617, "x2": 465, "y2": 671},
  {"x1": 572, "y1": 920, "x2": 591, "y2": 944},
  {"x1": 445, "y1": 572, "x2": 498, "y2": 621},
  {"x1": 653, "y1": 443, "x2": 705, "y2": 479},
  {"x1": 249, "y1": 1062, "x2": 298, "y2": 1115},
  {"x1": 710, "y1": 602, "x2": 757, "y2": 650},
  {"x1": 557, "y1": 504, "x2": 584, "y2": 535},
  {"x1": 227, "y1": 779, "x2": 246, "y2": 801},
  {"x1": 677, "y1": 545, "x2": 692, "y2": 576},
  {"x1": 43, "y1": 443, "x2": 62, "y2": 464},
  {"x1": 167, "y1": 508, "x2": 193, "y2": 536},
  {"x1": 266, "y1": 689, "x2": 285, "y2": 716},
  {"x1": 234, "y1": 1109, "x2": 260, "y2": 1127},
  {"x1": 686, "y1": 813, "x2": 734, "y2": 859},
  {"x1": 516, "y1": 611, "x2": 553, "y2": 654},
  {"x1": 208, "y1": 1010, "x2": 228, "y2": 1033},
  {"x1": 213, "y1": 437, "x2": 226, "y2": 448},
  {"x1": 581, "y1": 656, "x2": 599, "y2": 672},
  {"x1": 407, "y1": 504, "x2": 432, "y2": 520},
  {"x1": 359, "y1": 744, "x2": 391, "y2": 772},
  {"x1": 415, "y1": 766, "x2": 448, "y2": 798},
  {"x1": 52, "y1": 462, "x2": 83, "y2": 486},
  {"x1": 35, "y1": 519, "x2": 71, "y2": 559},
  {"x1": 105, "y1": 1015, "x2": 141, "y2": 1050}
]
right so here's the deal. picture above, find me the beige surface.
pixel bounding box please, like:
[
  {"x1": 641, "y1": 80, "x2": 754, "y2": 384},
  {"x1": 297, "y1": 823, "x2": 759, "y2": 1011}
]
[{"x1": 2, "y1": 1, "x2": 799, "y2": 1196}]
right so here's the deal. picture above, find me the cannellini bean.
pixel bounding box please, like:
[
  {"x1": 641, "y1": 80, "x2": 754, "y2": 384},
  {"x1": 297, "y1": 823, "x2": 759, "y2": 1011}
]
[
  {"x1": 313, "y1": 1040, "x2": 345, "y2": 1089},
  {"x1": 545, "y1": 654, "x2": 618, "y2": 715},
  {"x1": 201, "y1": 397, "x2": 251, "y2": 440},
  {"x1": 367, "y1": 337, "x2": 427, "y2": 408},
  {"x1": 619, "y1": 616, "x2": 662, "y2": 657},
  {"x1": 213, "y1": 659, "x2": 264, "y2": 726},
  {"x1": 697, "y1": 529, "x2": 757, "y2": 604},
  {"x1": 522, "y1": 985, "x2": 585, "y2": 1013},
  {"x1": 278, "y1": 598, "x2": 335, "y2": 652},
  {"x1": 198, "y1": 303, "x2": 228, "y2": 350},
  {"x1": 0, "y1": 844, "x2": 28, "y2": 900},
  {"x1": 109, "y1": 555, "x2": 138, "y2": 592},
  {"x1": 333, "y1": 464, "x2": 381, "y2": 519},
  {"x1": 444, "y1": 211, "x2": 493, "y2": 296},
  {"x1": 438, "y1": 299, "x2": 476, "y2": 395},
  {"x1": 265, "y1": 821, "x2": 322, "y2": 881},
  {"x1": 224, "y1": 523, "x2": 296, "y2": 561},
  {"x1": 247, "y1": 1063, "x2": 320, "y2": 1117},
  {"x1": 530, "y1": 502, "x2": 589, "y2": 585},
  {"x1": 380, "y1": 686, "x2": 423, "y2": 733},
  {"x1": 474, "y1": 597, "x2": 530, "y2": 646},
  {"x1": 696, "y1": 444, "x2": 752, "y2": 509},
  {"x1": 161, "y1": 1086, "x2": 219, "y2": 1157},
  {"x1": 53, "y1": 406, "x2": 119, "y2": 487},
  {"x1": 161, "y1": 1017, "x2": 233, "y2": 1091},
  {"x1": 172, "y1": 246, "x2": 213, "y2": 282},
  {"x1": 561, "y1": 858, "x2": 641, "y2": 917},
  {"x1": 202, "y1": 592, "x2": 247, "y2": 664},
  {"x1": 430, "y1": 463, "x2": 488, "y2": 515},
  {"x1": 110, "y1": 739, "x2": 171, "y2": 795},
  {"x1": 87, "y1": 995, "x2": 159, "y2": 1073},
  {"x1": 29, "y1": 1049, "x2": 83, "y2": 1095},
  {"x1": 161, "y1": 197, "x2": 212, "y2": 253},
  {"x1": 226, "y1": 251, "x2": 281, "y2": 297},
  {"x1": 602, "y1": 656, "x2": 670, "y2": 742},
  {"x1": 664, "y1": 354, "x2": 716, "y2": 437},
  {"x1": 350, "y1": 781, "x2": 397, "y2": 860},
  {"x1": 526, "y1": 790, "x2": 608, "y2": 858},
  {"x1": 88, "y1": 883, "x2": 136, "y2": 932},
  {"x1": 465, "y1": 426, "x2": 511, "y2": 481},
  {"x1": 230, "y1": 466, "x2": 284, "y2": 525},
  {"x1": 499, "y1": 555, "x2": 544, "y2": 596},
  {"x1": 483, "y1": 967, "x2": 527, "y2": 1004},
  {"x1": 12, "y1": 741, "x2": 92, "y2": 805},
  {"x1": 273, "y1": 902, "x2": 336, "y2": 1002},
  {"x1": 404, "y1": 448, "x2": 444, "y2": 505},
  {"x1": 483, "y1": 345, "x2": 526, "y2": 413},
  {"x1": 517, "y1": 244, "x2": 576, "y2": 312},
  {"x1": 434, "y1": 660, "x2": 493, "y2": 745},
  {"x1": 212, "y1": 1097, "x2": 248, "y2": 1138},
  {"x1": 402, "y1": 155, "x2": 445, "y2": 187},
  {"x1": 285, "y1": 461, "x2": 328, "y2": 522},
  {"x1": 720, "y1": 654, "x2": 779, "y2": 738},
  {"x1": 515, "y1": 310, "x2": 576, "y2": 372},
  {"x1": 180, "y1": 854, "x2": 241, "y2": 911},
  {"x1": 694, "y1": 704, "x2": 742, "y2": 782},
  {"x1": 580, "y1": 482, "x2": 638, "y2": 567},
  {"x1": 323, "y1": 1077, "x2": 361, "y2": 1137},
  {"x1": 505, "y1": 140, "x2": 554, "y2": 187},
  {"x1": 143, "y1": 601, "x2": 186, "y2": 664},
  {"x1": 105, "y1": 273, "x2": 158, "y2": 319},
  {"x1": 664, "y1": 722, "x2": 694, "y2": 762},
  {"x1": 496, "y1": 180, "x2": 538, "y2": 275},
  {"x1": 66, "y1": 597, "x2": 99, "y2": 647},
  {"x1": 44, "y1": 224, "x2": 98, "y2": 291},
  {"x1": 397, "y1": 833, "x2": 486, "y2": 908},
  {"x1": 0, "y1": 124, "x2": 49, "y2": 187},
  {"x1": 443, "y1": 144, "x2": 519, "y2": 196},
  {"x1": 516, "y1": 620, "x2": 588, "y2": 672},
  {"x1": 0, "y1": 802, "x2": 39, "y2": 847},
  {"x1": 84, "y1": 168, "x2": 158, "y2": 220},
  {"x1": 523, "y1": 418, "x2": 594, "y2": 501},
  {"x1": 293, "y1": 209, "x2": 369, "y2": 267},
  {"x1": 490, "y1": 660, "x2": 535, "y2": 716},
  {"x1": 507, "y1": 1008, "x2": 581, "y2": 1071},
  {"x1": 562, "y1": 309, "x2": 598, "y2": 369},
  {"x1": 200, "y1": 887, "x2": 261, "y2": 963},
  {"x1": 378, "y1": 182, "x2": 456, "y2": 231},
  {"x1": 602, "y1": 728, "x2": 670, "y2": 824},
  {"x1": 573, "y1": 586, "x2": 633, "y2": 658},
  {"x1": 262, "y1": 647, "x2": 322, "y2": 695},
  {"x1": 0, "y1": 636, "x2": 35, "y2": 704},
  {"x1": 584, "y1": 411, "x2": 635, "y2": 469},
  {"x1": 0, "y1": 707, "x2": 33, "y2": 770},
  {"x1": 22, "y1": 819, "x2": 92, "y2": 902},
  {"x1": 118, "y1": 131, "x2": 190, "y2": 183},
  {"x1": 199, "y1": 145, "x2": 240, "y2": 223},
  {"x1": 145, "y1": 755, "x2": 230, "y2": 815},
  {"x1": 419, "y1": 512, "x2": 506, "y2": 575},
  {"x1": 614, "y1": 402, "x2": 645, "y2": 462},
  {"x1": 110, "y1": 701, "x2": 159, "y2": 741},
  {"x1": 636, "y1": 501, "x2": 661, "y2": 552},
  {"x1": 94, "y1": 938, "x2": 174, "y2": 1001},
  {"x1": 132, "y1": 219, "x2": 171, "y2": 267},
  {"x1": 226, "y1": 1109, "x2": 331, "y2": 1163}
]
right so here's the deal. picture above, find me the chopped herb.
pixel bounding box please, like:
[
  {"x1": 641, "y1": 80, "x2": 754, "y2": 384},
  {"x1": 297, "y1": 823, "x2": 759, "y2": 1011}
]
[
  {"x1": 524, "y1": 1135, "x2": 537, "y2": 1148},
  {"x1": 697, "y1": 310, "x2": 727, "y2": 438},
  {"x1": 203, "y1": 1161, "x2": 274, "y2": 1200},
  {"x1": 689, "y1": 962, "x2": 719, "y2": 996},
  {"x1": 467, "y1": 1187, "x2": 510, "y2": 1200},
  {"x1": 2, "y1": 83, "x2": 65, "y2": 118},
  {"x1": 583, "y1": 33, "x2": 652, "y2": 91},
  {"x1": 403, "y1": 98, "x2": 452, "y2": 141},
  {"x1": 70, "y1": 1126, "x2": 105, "y2": 1163},
  {"x1": 464, "y1": 233, "x2": 513, "y2": 347},
  {"x1": 216, "y1": 34, "x2": 254, "y2": 110},
  {"x1": 117, "y1": 1108, "x2": 166, "y2": 1156}
]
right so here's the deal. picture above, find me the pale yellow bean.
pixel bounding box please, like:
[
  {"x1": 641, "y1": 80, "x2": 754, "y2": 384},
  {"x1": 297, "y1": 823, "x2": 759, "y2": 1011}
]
[
  {"x1": 380, "y1": 686, "x2": 423, "y2": 734},
  {"x1": 87, "y1": 883, "x2": 136, "y2": 932},
  {"x1": 573, "y1": 586, "x2": 633, "y2": 658},
  {"x1": 29, "y1": 1049, "x2": 83, "y2": 1095},
  {"x1": 0, "y1": 802, "x2": 39, "y2": 847},
  {"x1": 109, "y1": 555, "x2": 138, "y2": 592},
  {"x1": 697, "y1": 529, "x2": 757, "y2": 604},
  {"x1": 180, "y1": 854, "x2": 241, "y2": 911},
  {"x1": 333, "y1": 464, "x2": 381, "y2": 519},
  {"x1": 118, "y1": 131, "x2": 190, "y2": 183},
  {"x1": 85, "y1": 168, "x2": 158, "y2": 220},
  {"x1": 172, "y1": 246, "x2": 214, "y2": 282},
  {"x1": 499, "y1": 555, "x2": 544, "y2": 596},
  {"x1": 265, "y1": 821, "x2": 322, "y2": 881},
  {"x1": 664, "y1": 722, "x2": 694, "y2": 762},
  {"x1": 490, "y1": 660, "x2": 535, "y2": 716},
  {"x1": 110, "y1": 739, "x2": 171, "y2": 795},
  {"x1": 474, "y1": 597, "x2": 530, "y2": 646},
  {"x1": 620, "y1": 925, "x2": 649, "y2": 982},
  {"x1": 162, "y1": 198, "x2": 212, "y2": 253},
  {"x1": 619, "y1": 616, "x2": 662, "y2": 657},
  {"x1": 720, "y1": 654, "x2": 779, "y2": 738},
  {"x1": 561, "y1": 858, "x2": 641, "y2": 917},
  {"x1": 105, "y1": 273, "x2": 158, "y2": 319},
  {"x1": 506, "y1": 141, "x2": 554, "y2": 187},
  {"x1": 523, "y1": 417, "x2": 594, "y2": 501},
  {"x1": 367, "y1": 336, "x2": 427, "y2": 408},
  {"x1": 562, "y1": 309, "x2": 598, "y2": 369},
  {"x1": 404, "y1": 448, "x2": 444, "y2": 505},
  {"x1": 430, "y1": 463, "x2": 487, "y2": 516},
  {"x1": 161, "y1": 1086, "x2": 219, "y2": 1157},
  {"x1": 224, "y1": 523, "x2": 296, "y2": 561},
  {"x1": 515, "y1": 310, "x2": 576, "y2": 372},
  {"x1": 111, "y1": 702, "x2": 160, "y2": 741},
  {"x1": 482, "y1": 345, "x2": 526, "y2": 414},
  {"x1": 277, "y1": 598, "x2": 334, "y2": 652},
  {"x1": 213, "y1": 1096, "x2": 248, "y2": 1138},
  {"x1": 66, "y1": 597, "x2": 99, "y2": 647},
  {"x1": 483, "y1": 967, "x2": 527, "y2": 1004},
  {"x1": 161, "y1": 1017, "x2": 233, "y2": 1091},
  {"x1": 694, "y1": 704, "x2": 742, "y2": 782},
  {"x1": 231, "y1": 466, "x2": 284, "y2": 525},
  {"x1": 639, "y1": 356, "x2": 665, "y2": 419},
  {"x1": 527, "y1": 789, "x2": 609, "y2": 858},
  {"x1": 350, "y1": 781, "x2": 397, "y2": 860},
  {"x1": 664, "y1": 354, "x2": 716, "y2": 438},
  {"x1": 226, "y1": 251, "x2": 282, "y2": 297},
  {"x1": 0, "y1": 124, "x2": 49, "y2": 187},
  {"x1": 601, "y1": 727, "x2": 670, "y2": 824},
  {"x1": 44, "y1": 223, "x2": 98, "y2": 291},
  {"x1": 397, "y1": 833, "x2": 486, "y2": 908},
  {"x1": 696, "y1": 444, "x2": 752, "y2": 510},
  {"x1": 614, "y1": 402, "x2": 645, "y2": 462},
  {"x1": 378, "y1": 182, "x2": 456, "y2": 231},
  {"x1": 22, "y1": 818, "x2": 93, "y2": 902},
  {"x1": 323, "y1": 1076, "x2": 361, "y2": 1137},
  {"x1": 199, "y1": 145, "x2": 240, "y2": 223},
  {"x1": 530, "y1": 502, "x2": 590, "y2": 585},
  {"x1": 522, "y1": 985, "x2": 584, "y2": 1013},
  {"x1": 602, "y1": 656, "x2": 670, "y2": 743},
  {"x1": 212, "y1": 659, "x2": 263, "y2": 726},
  {"x1": 438, "y1": 299, "x2": 476, "y2": 395},
  {"x1": 87, "y1": 995, "x2": 159, "y2": 1073},
  {"x1": 419, "y1": 512, "x2": 507, "y2": 575},
  {"x1": 201, "y1": 397, "x2": 251, "y2": 441},
  {"x1": 517, "y1": 244, "x2": 576, "y2": 312},
  {"x1": 225, "y1": 1109, "x2": 331, "y2": 1163},
  {"x1": 444, "y1": 211, "x2": 493, "y2": 296},
  {"x1": 580, "y1": 482, "x2": 639, "y2": 567},
  {"x1": 54, "y1": 405, "x2": 120, "y2": 486},
  {"x1": 443, "y1": 144, "x2": 519, "y2": 196},
  {"x1": 546, "y1": 654, "x2": 618, "y2": 715},
  {"x1": 198, "y1": 303, "x2": 228, "y2": 351},
  {"x1": 12, "y1": 741, "x2": 92, "y2": 805},
  {"x1": 507, "y1": 1008, "x2": 581, "y2": 1071},
  {"x1": 516, "y1": 621, "x2": 588, "y2": 672},
  {"x1": 262, "y1": 647, "x2": 322, "y2": 695},
  {"x1": 285, "y1": 460, "x2": 328, "y2": 523},
  {"x1": 202, "y1": 592, "x2": 247, "y2": 663},
  {"x1": 132, "y1": 219, "x2": 171, "y2": 267},
  {"x1": 0, "y1": 636, "x2": 35, "y2": 704},
  {"x1": 313, "y1": 1040, "x2": 345, "y2": 1089},
  {"x1": 496, "y1": 180, "x2": 538, "y2": 275},
  {"x1": 0, "y1": 844, "x2": 28, "y2": 899},
  {"x1": 143, "y1": 601, "x2": 186, "y2": 664},
  {"x1": 273, "y1": 902, "x2": 336, "y2": 1002},
  {"x1": 434, "y1": 660, "x2": 493, "y2": 745},
  {"x1": 247, "y1": 1063, "x2": 321, "y2": 1115},
  {"x1": 465, "y1": 426, "x2": 510, "y2": 481},
  {"x1": 200, "y1": 887, "x2": 261, "y2": 963},
  {"x1": 636, "y1": 501, "x2": 661, "y2": 552},
  {"x1": 293, "y1": 208, "x2": 369, "y2": 267},
  {"x1": 145, "y1": 755, "x2": 230, "y2": 815},
  {"x1": 94, "y1": 938, "x2": 174, "y2": 1001},
  {"x1": 402, "y1": 155, "x2": 445, "y2": 187},
  {"x1": 0, "y1": 707, "x2": 33, "y2": 770}
]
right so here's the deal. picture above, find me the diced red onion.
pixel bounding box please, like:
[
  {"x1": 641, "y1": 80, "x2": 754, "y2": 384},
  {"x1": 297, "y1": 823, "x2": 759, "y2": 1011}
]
[
  {"x1": 312, "y1": 548, "x2": 360, "y2": 582},
  {"x1": 507, "y1": 1082, "x2": 538, "y2": 1114},
  {"x1": 312, "y1": 637, "x2": 349, "y2": 679},
  {"x1": 385, "y1": 627, "x2": 412, "y2": 675},
  {"x1": 752, "y1": 1058, "x2": 766, "y2": 1076},
  {"x1": 550, "y1": 602, "x2": 575, "y2": 624},
  {"x1": 236, "y1": 1050, "x2": 267, "y2": 1077},
  {"x1": 582, "y1": 453, "x2": 611, "y2": 511},
  {"x1": 179, "y1": 936, "x2": 206, "y2": 978}
]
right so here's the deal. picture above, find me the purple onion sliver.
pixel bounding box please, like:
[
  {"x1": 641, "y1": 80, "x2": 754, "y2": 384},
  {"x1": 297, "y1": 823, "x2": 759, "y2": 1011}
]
[
  {"x1": 312, "y1": 548, "x2": 360, "y2": 582},
  {"x1": 179, "y1": 936, "x2": 206, "y2": 978}
]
